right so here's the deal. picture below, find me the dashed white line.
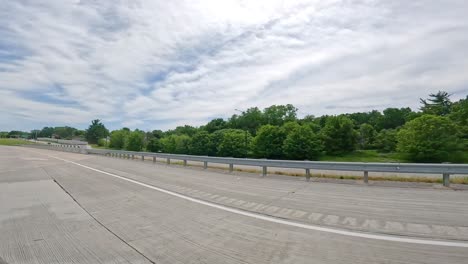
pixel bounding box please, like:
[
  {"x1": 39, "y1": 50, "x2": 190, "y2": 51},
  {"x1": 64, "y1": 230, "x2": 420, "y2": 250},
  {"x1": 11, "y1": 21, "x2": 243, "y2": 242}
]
[{"x1": 29, "y1": 149, "x2": 468, "y2": 248}]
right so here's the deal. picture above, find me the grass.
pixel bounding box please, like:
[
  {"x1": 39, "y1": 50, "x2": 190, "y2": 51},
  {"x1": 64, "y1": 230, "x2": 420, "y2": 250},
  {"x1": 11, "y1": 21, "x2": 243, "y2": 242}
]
[
  {"x1": 319, "y1": 150, "x2": 405, "y2": 163},
  {"x1": 90, "y1": 144, "x2": 110, "y2": 149},
  {"x1": 0, "y1": 138, "x2": 36, "y2": 146}
]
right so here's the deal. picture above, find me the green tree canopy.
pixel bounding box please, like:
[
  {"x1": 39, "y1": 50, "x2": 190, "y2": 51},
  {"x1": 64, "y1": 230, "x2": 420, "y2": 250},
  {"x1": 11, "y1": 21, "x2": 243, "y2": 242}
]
[
  {"x1": 189, "y1": 131, "x2": 212, "y2": 155},
  {"x1": 263, "y1": 104, "x2": 297, "y2": 126},
  {"x1": 125, "y1": 130, "x2": 145, "y2": 151},
  {"x1": 283, "y1": 125, "x2": 322, "y2": 160},
  {"x1": 147, "y1": 138, "x2": 162, "y2": 152},
  {"x1": 420, "y1": 91, "x2": 452, "y2": 116},
  {"x1": 358, "y1": 123, "x2": 376, "y2": 149},
  {"x1": 217, "y1": 130, "x2": 252, "y2": 158},
  {"x1": 252, "y1": 125, "x2": 286, "y2": 159},
  {"x1": 109, "y1": 129, "x2": 129, "y2": 149},
  {"x1": 374, "y1": 129, "x2": 397, "y2": 152},
  {"x1": 85, "y1": 119, "x2": 109, "y2": 144},
  {"x1": 397, "y1": 115, "x2": 461, "y2": 162},
  {"x1": 321, "y1": 116, "x2": 358, "y2": 155}
]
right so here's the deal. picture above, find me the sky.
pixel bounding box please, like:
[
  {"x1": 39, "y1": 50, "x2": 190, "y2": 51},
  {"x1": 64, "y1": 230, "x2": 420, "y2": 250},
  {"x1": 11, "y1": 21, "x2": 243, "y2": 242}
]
[{"x1": 1, "y1": 0, "x2": 467, "y2": 132}]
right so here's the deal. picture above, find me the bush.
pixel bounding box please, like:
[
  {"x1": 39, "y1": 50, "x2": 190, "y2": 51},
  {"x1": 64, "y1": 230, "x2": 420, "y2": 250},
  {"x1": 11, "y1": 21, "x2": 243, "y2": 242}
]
[
  {"x1": 125, "y1": 131, "x2": 145, "y2": 151},
  {"x1": 160, "y1": 134, "x2": 191, "y2": 154},
  {"x1": 321, "y1": 116, "x2": 358, "y2": 154},
  {"x1": 283, "y1": 126, "x2": 322, "y2": 160},
  {"x1": 97, "y1": 138, "x2": 108, "y2": 147},
  {"x1": 396, "y1": 115, "x2": 462, "y2": 162},
  {"x1": 109, "y1": 129, "x2": 129, "y2": 149},
  {"x1": 252, "y1": 125, "x2": 286, "y2": 159},
  {"x1": 189, "y1": 131, "x2": 211, "y2": 155},
  {"x1": 374, "y1": 129, "x2": 397, "y2": 152},
  {"x1": 146, "y1": 138, "x2": 162, "y2": 152},
  {"x1": 217, "y1": 130, "x2": 252, "y2": 158}
]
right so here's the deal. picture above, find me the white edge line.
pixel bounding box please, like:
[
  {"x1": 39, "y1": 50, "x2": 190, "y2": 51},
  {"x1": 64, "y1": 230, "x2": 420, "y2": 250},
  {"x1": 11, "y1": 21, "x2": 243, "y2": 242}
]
[{"x1": 30, "y1": 149, "x2": 468, "y2": 248}]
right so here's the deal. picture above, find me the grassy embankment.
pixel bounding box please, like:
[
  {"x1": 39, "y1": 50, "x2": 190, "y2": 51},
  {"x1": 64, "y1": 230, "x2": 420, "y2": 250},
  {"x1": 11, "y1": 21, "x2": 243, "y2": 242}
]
[{"x1": 0, "y1": 138, "x2": 36, "y2": 146}]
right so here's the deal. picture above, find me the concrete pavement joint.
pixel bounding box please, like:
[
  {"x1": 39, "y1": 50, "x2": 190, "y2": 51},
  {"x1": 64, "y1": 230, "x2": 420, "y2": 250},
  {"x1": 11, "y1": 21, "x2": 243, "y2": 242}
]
[{"x1": 26, "y1": 149, "x2": 468, "y2": 248}]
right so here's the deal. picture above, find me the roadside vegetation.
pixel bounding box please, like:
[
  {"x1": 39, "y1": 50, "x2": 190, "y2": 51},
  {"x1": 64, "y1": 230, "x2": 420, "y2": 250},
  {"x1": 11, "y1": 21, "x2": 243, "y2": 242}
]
[
  {"x1": 1, "y1": 91, "x2": 467, "y2": 163},
  {"x1": 0, "y1": 138, "x2": 35, "y2": 146}
]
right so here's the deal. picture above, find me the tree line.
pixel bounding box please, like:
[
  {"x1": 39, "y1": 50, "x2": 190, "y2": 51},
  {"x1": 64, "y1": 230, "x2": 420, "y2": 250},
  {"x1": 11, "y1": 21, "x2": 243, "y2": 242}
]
[{"x1": 2, "y1": 91, "x2": 466, "y2": 163}]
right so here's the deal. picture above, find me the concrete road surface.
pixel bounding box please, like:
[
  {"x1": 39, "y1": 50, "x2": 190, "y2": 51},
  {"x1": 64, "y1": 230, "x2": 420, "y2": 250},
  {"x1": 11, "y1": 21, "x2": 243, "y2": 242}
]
[{"x1": 1, "y1": 146, "x2": 468, "y2": 264}]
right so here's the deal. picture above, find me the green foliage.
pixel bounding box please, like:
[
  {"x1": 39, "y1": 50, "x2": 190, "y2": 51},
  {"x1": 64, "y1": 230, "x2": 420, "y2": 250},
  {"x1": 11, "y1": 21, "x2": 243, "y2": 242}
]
[
  {"x1": 397, "y1": 115, "x2": 462, "y2": 162},
  {"x1": 147, "y1": 138, "x2": 162, "y2": 152},
  {"x1": 0, "y1": 138, "x2": 35, "y2": 145},
  {"x1": 420, "y1": 91, "x2": 452, "y2": 116},
  {"x1": 109, "y1": 129, "x2": 129, "y2": 149},
  {"x1": 203, "y1": 118, "x2": 227, "y2": 133},
  {"x1": 189, "y1": 131, "x2": 212, "y2": 155},
  {"x1": 85, "y1": 119, "x2": 109, "y2": 144},
  {"x1": 283, "y1": 125, "x2": 322, "y2": 160},
  {"x1": 263, "y1": 104, "x2": 297, "y2": 126},
  {"x1": 160, "y1": 134, "x2": 191, "y2": 154},
  {"x1": 377, "y1": 107, "x2": 413, "y2": 130},
  {"x1": 228, "y1": 107, "x2": 264, "y2": 135},
  {"x1": 0, "y1": 132, "x2": 8, "y2": 138},
  {"x1": 321, "y1": 116, "x2": 358, "y2": 155},
  {"x1": 252, "y1": 125, "x2": 286, "y2": 159},
  {"x1": 125, "y1": 131, "x2": 145, "y2": 151},
  {"x1": 374, "y1": 129, "x2": 397, "y2": 152},
  {"x1": 217, "y1": 129, "x2": 252, "y2": 158},
  {"x1": 449, "y1": 96, "x2": 468, "y2": 139},
  {"x1": 53, "y1": 126, "x2": 77, "y2": 139},
  {"x1": 97, "y1": 138, "x2": 108, "y2": 147},
  {"x1": 358, "y1": 123, "x2": 376, "y2": 149}
]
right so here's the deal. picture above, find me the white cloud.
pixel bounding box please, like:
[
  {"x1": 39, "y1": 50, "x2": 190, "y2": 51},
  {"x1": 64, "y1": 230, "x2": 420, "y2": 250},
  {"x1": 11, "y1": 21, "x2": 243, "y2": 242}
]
[{"x1": 0, "y1": 0, "x2": 467, "y2": 131}]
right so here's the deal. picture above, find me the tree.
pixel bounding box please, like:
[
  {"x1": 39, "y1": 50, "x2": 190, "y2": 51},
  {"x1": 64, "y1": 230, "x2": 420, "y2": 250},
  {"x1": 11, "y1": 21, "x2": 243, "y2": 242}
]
[
  {"x1": 38, "y1": 127, "x2": 54, "y2": 138},
  {"x1": 358, "y1": 123, "x2": 376, "y2": 149},
  {"x1": 109, "y1": 129, "x2": 128, "y2": 149},
  {"x1": 377, "y1": 108, "x2": 413, "y2": 130},
  {"x1": 420, "y1": 91, "x2": 452, "y2": 116},
  {"x1": 396, "y1": 115, "x2": 461, "y2": 162},
  {"x1": 263, "y1": 104, "x2": 297, "y2": 126},
  {"x1": 85, "y1": 120, "x2": 109, "y2": 144},
  {"x1": 228, "y1": 107, "x2": 264, "y2": 135},
  {"x1": 374, "y1": 129, "x2": 397, "y2": 152},
  {"x1": 160, "y1": 134, "x2": 191, "y2": 154},
  {"x1": 283, "y1": 126, "x2": 322, "y2": 160},
  {"x1": 147, "y1": 138, "x2": 162, "y2": 152},
  {"x1": 204, "y1": 118, "x2": 227, "y2": 133},
  {"x1": 252, "y1": 125, "x2": 286, "y2": 159},
  {"x1": 217, "y1": 130, "x2": 252, "y2": 158},
  {"x1": 321, "y1": 116, "x2": 358, "y2": 154},
  {"x1": 449, "y1": 96, "x2": 468, "y2": 139},
  {"x1": 189, "y1": 131, "x2": 212, "y2": 155},
  {"x1": 125, "y1": 130, "x2": 145, "y2": 151}
]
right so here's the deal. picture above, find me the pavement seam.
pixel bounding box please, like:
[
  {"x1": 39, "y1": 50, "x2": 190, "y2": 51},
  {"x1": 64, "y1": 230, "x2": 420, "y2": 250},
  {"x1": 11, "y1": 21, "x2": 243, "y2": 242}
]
[
  {"x1": 41, "y1": 167, "x2": 156, "y2": 264},
  {"x1": 24, "y1": 148, "x2": 468, "y2": 248}
]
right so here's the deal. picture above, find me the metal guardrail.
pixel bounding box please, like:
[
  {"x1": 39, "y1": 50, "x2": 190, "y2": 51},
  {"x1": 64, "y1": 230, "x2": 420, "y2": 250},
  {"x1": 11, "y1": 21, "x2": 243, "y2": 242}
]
[
  {"x1": 36, "y1": 138, "x2": 88, "y2": 145},
  {"x1": 25, "y1": 144, "x2": 468, "y2": 187}
]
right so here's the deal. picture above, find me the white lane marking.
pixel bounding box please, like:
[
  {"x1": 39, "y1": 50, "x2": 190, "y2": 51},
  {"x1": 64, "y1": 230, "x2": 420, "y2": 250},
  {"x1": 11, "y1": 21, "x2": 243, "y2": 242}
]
[{"x1": 29, "y1": 150, "x2": 468, "y2": 248}]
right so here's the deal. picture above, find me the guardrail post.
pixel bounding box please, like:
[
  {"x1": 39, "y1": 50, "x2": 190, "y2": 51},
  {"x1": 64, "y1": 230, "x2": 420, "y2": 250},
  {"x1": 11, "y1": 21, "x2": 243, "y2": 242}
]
[
  {"x1": 141, "y1": 155, "x2": 144, "y2": 161},
  {"x1": 204, "y1": 161, "x2": 208, "y2": 169},
  {"x1": 443, "y1": 173, "x2": 450, "y2": 187},
  {"x1": 153, "y1": 156, "x2": 156, "y2": 163},
  {"x1": 262, "y1": 166, "x2": 267, "y2": 177},
  {"x1": 305, "y1": 169, "x2": 310, "y2": 181},
  {"x1": 229, "y1": 164, "x2": 234, "y2": 173},
  {"x1": 364, "y1": 171, "x2": 369, "y2": 184},
  {"x1": 131, "y1": 154, "x2": 135, "y2": 160},
  {"x1": 183, "y1": 160, "x2": 187, "y2": 166},
  {"x1": 167, "y1": 158, "x2": 170, "y2": 165},
  {"x1": 127, "y1": 154, "x2": 130, "y2": 159}
]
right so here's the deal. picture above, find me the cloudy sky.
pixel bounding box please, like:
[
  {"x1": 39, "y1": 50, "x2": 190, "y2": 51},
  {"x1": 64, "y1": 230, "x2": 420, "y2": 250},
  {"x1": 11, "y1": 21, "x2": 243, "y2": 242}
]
[{"x1": 1, "y1": 0, "x2": 467, "y2": 131}]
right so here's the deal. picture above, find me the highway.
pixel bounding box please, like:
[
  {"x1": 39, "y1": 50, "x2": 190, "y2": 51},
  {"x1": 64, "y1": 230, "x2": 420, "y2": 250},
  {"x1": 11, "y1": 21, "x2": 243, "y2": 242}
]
[{"x1": 1, "y1": 146, "x2": 468, "y2": 263}]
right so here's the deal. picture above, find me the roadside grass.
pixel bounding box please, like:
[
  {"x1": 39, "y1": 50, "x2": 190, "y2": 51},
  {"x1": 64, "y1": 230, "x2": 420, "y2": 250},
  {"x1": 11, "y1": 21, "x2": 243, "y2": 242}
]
[
  {"x1": 0, "y1": 138, "x2": 35, "y2": 146},
  {"x1": 319, "y1": 150, "x2": 405, "y2": 163},
  {"x1": 89, "y1": 144, "x2": 110, "y2": 149}
]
